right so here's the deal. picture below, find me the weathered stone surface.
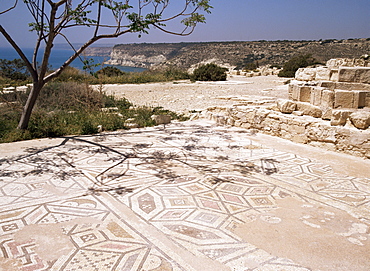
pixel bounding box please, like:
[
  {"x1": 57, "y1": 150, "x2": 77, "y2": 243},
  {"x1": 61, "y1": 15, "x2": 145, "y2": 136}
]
[
  {"x1": 330, "y1": 69, "x2": 339, "y2": 81},
  {"x1": 338, "y1": 67, "x2": 370, "y2": 84},
  {"x1": 296, "y1": 102, "x2": 322, "y2": 118},
  {"x1": 353, "y1": 91, "x2": 368, "y2": 108},
  {"x1": 151, "y1": 114, "x2": 171, "y2": 125},
  {"x1": 334, "y1": 90, "x2": 354, "y2": 108},
  {"x1": 334, "y1": 82, "x2": 370, "y2": 91},
  {"x1": 292, "y1": 86, "x2": 312, "y2": 102},
  {"x1": 321, "y1": 89, "x2": 335, "y2": 109},
  {"x1": 349, "y1": 111, "x2": 370, "y2": 129},
  {"x1": 331, "y1": 110, "x2": 353, "y2": 126},
  {"x1": 204, "y1": 105, "x2": 370, "y2": 158},
  {"x1": 321, "y1": 108, "x2": 332, "y2": 120},
  {"x1": 295, "y1": 68, "x2": 317, "y2": 81},
  {"x1": 319, "y1": 81, "x2": 336, "y2": 90},
  {"x1": 326, "y1": 58, "x2": 370, "y2": 68},
  {"x1": 307, "y1": 123, "x2": 337, "y2": 143},
  {"x1": 310, "y1": 87, "x2": 324, "y2": 106},
  {"x1": 315, "y1": 66, "x2": 331, "y2": 80},
  {"x1": 277, "y1": 99, "x2": 296, "y2": 114}
]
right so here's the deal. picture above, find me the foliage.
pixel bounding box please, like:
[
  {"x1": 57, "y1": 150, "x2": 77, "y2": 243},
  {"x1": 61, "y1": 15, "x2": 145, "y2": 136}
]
[
  {"x1": 278, "y1": 54, "x2": 321, "y2": 77},
  {"x1": 96, "y1": 66, "x2": 125, "y2": 77},
  {"x1": 0, "y1": 59, "x2": 30, "y2": 86},
  {"x1": 243, "y1": 62, "x2": 258, "y2": 72},
  {"x1": 0, "y1": 81, "x2": 187, "y2": 143},
  {"x1": 36, "y1": 82, "x2": 106, "y2": 111},
  {"x1": 191, "y1": 63, "x2": 227, "y2": 81},
  {"x1": 52, "y1": 66, "x2": 90, "y2": 83},
  {"x1": 90, "y1": 67, "x2": 189, "y2": 84}
]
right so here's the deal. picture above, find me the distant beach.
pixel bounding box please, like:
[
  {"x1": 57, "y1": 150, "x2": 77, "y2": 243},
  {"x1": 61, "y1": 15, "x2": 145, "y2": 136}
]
[{"x1": 0, "y1": 47, "x2": 146, "y2": 73}]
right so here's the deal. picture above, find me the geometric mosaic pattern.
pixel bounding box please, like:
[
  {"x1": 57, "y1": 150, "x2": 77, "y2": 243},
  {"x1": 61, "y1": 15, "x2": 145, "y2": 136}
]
[{"x1": 0, "y1": 120, "x2": 369, "y2": 270}]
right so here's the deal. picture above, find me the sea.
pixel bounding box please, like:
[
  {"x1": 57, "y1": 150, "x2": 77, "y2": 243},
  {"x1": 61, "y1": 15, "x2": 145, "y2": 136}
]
[{"x1": 0, "y1": 47, "x2": 146, "y2": 73}]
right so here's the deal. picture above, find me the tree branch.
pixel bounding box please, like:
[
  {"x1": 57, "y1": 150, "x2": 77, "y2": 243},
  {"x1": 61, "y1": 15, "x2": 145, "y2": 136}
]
[
  {"x1": 0, "y1": 25, "x2": 38, "y2": 82},
  {"x1": 0, "y1": 0, "x2": 18, "y2": 15}
]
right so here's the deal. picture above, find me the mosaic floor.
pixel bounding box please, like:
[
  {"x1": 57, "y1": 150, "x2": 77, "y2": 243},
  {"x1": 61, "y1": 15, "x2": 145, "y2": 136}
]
[{"x1": 0, "y1": 120, "x2": 369, "y2": 271}]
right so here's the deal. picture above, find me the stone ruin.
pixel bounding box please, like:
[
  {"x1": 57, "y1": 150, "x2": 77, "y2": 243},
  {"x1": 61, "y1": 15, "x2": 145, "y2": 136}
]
[
  {"x1": 202, "y1": 58, "x2": 370, "y2": 158},
  {"x1": 288, "y1": 57, "x2": 370, "y2": 129}
]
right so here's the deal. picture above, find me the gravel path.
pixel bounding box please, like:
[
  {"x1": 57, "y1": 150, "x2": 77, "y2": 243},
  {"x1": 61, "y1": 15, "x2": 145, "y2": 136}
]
[{"x1": 93, "y1": 75, "x2": 289, "y2": 113}]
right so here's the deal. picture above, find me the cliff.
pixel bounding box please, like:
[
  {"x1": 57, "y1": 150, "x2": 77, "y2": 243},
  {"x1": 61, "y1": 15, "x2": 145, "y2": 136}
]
[{"x1": 91, "y1": 39, "x2": 370, "y2": 69}]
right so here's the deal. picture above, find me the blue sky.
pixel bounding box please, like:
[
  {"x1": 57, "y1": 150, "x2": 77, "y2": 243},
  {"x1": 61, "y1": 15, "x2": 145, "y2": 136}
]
[{"x1": 0, "y1": 0, "x2": 369, "y2": 48}]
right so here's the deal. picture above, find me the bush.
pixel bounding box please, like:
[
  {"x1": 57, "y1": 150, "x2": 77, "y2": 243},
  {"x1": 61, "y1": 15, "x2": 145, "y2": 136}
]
[
  {"x1": 278, "y1": 54, "x2": 321, "y2": 77},
  {"x1": 0, "y1": 81, "x2": 187, "y2": 143},
  {"x1": 191, "y1": 63, "x2": 227, "y2": 81},
  {"x1": 163, "y1": 67, "x2": 190, "y2": 81},
  {"x1": 36, "y1": 82, "x2": 105, "y2": 111},
  {"x1": 0, "y1": 59, "x2": 30, "y2": 81},
  {"x1": 53, "y1": 66, "x2": 89, "y2": 83},
  {"x1": 96, "y1": 66, "x2": 125, "y2": 77},
  {"x1": 243, "y1": 62, "x2": 258, "y2": 72}
]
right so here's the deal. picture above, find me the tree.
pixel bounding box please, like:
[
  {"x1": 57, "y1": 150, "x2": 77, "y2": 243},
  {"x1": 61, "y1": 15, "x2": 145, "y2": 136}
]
[
  {"x1": 0, "y1": 59, "x2": 30, "y2": 81},
  {"x1": 0, "y1": 0, "x2": 212, "y2": 129},
  {"x1": 191, "y1": 63, "x2": 227, "y2": 81},
  {"x1": 278, "y1": 54, "x2": 321, "y2": 77}
]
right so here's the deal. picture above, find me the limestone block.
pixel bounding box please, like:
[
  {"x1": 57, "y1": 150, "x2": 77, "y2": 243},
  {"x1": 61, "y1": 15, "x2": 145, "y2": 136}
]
[
  {"x1": 321, "y1": 89, "x2": 335, "y2": 109},
  {"x1": 319, "y1": 81, "x2": 336, "y2": 90},
  {"x1": 338, "y1": 67, "x2": 370, "y2": 84},
  {"x1": 331, "y1": 110, "x2": 353, "y2": 126},
  {"x1": 290, "y1": 84, "x2": 300, "y2": 101},
  {"x1": 295, "y1": 68, "x2": 316, "y2": 81},
  {"x1": 334, "y1": 90, "x2": 354, "y2": 108},
  {"x1": 326, "y1": 59, "x2": 337, "y2": 69},
  {"x1": 330, "y1": 69, "x2": 339, "y2": 81},
  {"x1": 357, "y1": 68, "x2": 370, "y2": 84},
  {"x1": 334, "y1": 82, "x2": 370, "y2": 91},
  {"x1": 321, "y1": 108, "x2": 332, "y2": 120},
  {"x1": 366, "y1": 93, "x2": 370, "y2": 107},
  {"x1": 353, "y1": 91, "x2": 368, "y2": 108},
  {"x1": 151, "y1": 114, "x2": 171, "y2": 125},
  {"x1": 288, "y1": 84, "x2": 294, "y2": 100},
  {"x1": 296, "y1": 102, "x2": 322, "y2": 118},
  {"x1": 292, "y1": 86, "x2": 312, "y2": 102},
  {"x1": 307, "y1": 124, "x2": 337, "y2": 143},
  {"x1": 276, "y1": 99, "x2": 296, "y2": 114},
  {"x1": 310, "y1": 87, "x2": 324, "y2": 106},
  {"x1": 315, "y1": 66, "x2": 331, "y2": 80},
  {"x1": 349, "y1": 111, "x2": 370, "y2": 129}
]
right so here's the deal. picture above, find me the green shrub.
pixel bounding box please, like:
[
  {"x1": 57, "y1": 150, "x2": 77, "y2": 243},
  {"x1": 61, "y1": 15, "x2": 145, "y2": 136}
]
[
  {"x1": 163, "y1": 67, "x2": 190, "y2": 80},
  {"x1": 53, "y1": 66, "x2": 89, "y2": 83},
  {"x1": 278, "y1": 54, "x2": 321, "y2": 77},
  {"x1": 191, "y1": 63, "x2": 227, "y2": 81},
  {"x1": 96, "y1": 66, "x2": 125, "y2": 77},
  {"x1": 243, "y1": 62, "x2": 258, "y2": 72},
  {"x1": 0, "y1": 81, "x2": 187, "y2": 143},
  {"x1": 0, "y1": 59, "x2": 30, "y2": 81},
  {"x1": 36, "y1": 82, "x2": 104, "y2": 111}
]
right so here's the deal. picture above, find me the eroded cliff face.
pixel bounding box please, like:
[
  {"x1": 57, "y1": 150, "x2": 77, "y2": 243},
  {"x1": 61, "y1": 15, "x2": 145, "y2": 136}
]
[
  {"x1": 99, "y1": 39, "x2": 370, "y2": 69},
  {"x1": 104, "y1": 43, "x2": 191, "y2": 68}
]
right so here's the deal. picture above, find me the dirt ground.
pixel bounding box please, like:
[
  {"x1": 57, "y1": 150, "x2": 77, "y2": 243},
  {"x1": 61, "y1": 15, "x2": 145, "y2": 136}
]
[{"x1": 93, "y1": 75, "x2": 289, "y2": 113}]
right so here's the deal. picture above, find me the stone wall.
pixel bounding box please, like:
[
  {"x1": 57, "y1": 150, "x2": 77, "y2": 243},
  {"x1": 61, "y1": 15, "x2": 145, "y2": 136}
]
[
  {"x1": 201, "y1": 58, "x2": 370, "y2": 159},
  {"x1": 202, "y1": 105, "x2": 370, "y2": 159}
]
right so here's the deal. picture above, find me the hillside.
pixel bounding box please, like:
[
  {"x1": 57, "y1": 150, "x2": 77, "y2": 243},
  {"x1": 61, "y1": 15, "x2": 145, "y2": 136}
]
[{"x1": 86, "y1": 39, "x2": 370, "y2": 70}]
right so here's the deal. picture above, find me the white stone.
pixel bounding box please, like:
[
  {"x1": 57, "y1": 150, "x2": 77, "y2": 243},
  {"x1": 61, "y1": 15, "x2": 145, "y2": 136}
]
[
  {"x1": 276, "y1": 99, "x2": 296, "y2": 114},
  {"x1": 349, "y1": 111, "x2": 370, "y2": 129}
]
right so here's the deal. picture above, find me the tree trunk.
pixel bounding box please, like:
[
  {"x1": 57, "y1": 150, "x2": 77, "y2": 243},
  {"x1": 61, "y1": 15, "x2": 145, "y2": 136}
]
[{"x1": 17, "y1": 82, "x2": 43, "y2": 130}]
